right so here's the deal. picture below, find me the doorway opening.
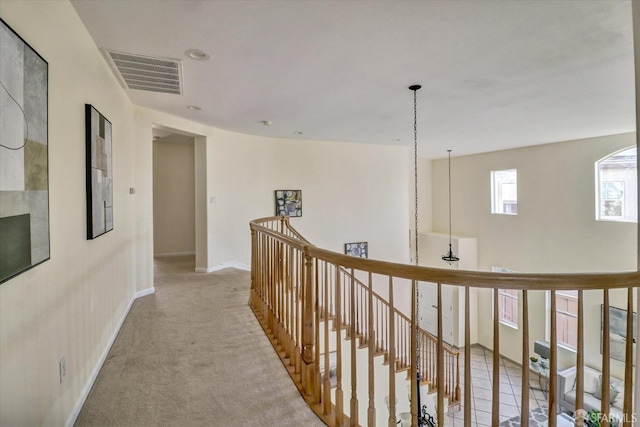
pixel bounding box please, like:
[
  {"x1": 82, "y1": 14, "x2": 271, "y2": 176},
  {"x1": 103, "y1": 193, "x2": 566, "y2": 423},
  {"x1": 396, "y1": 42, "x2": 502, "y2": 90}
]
[{"x1": 152, "y1": 125, "x2": 207, "y2": 272}]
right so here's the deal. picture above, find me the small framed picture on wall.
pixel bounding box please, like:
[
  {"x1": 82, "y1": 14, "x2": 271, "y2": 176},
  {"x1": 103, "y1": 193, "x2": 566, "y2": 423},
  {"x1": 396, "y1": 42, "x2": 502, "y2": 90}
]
[
  {"x1": 344, "y1": 242, "x2": 368, "y2": 258},
  {"x1": 275, "y1": 190, "x2": 302, "y2": 217}
]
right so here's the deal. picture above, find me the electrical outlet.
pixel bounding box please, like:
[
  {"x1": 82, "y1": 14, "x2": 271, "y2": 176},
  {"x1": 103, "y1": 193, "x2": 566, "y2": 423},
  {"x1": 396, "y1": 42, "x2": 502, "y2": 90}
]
[{"x1": 59, "y1": 357, "x2": 66, "y2": 383}]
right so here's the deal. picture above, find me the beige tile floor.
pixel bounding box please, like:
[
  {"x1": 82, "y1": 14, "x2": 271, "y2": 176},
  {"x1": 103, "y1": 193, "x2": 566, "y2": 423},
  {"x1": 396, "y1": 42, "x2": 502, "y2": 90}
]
[{"x1": 445, "y1": 345, "x2": 549, "y2": 427}]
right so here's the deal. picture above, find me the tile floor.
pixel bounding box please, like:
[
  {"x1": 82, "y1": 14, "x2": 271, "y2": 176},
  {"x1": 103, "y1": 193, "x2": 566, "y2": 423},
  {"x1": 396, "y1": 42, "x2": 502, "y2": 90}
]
[{"x1": 445, "y1": 345, "x2": 549, "y2": 427}]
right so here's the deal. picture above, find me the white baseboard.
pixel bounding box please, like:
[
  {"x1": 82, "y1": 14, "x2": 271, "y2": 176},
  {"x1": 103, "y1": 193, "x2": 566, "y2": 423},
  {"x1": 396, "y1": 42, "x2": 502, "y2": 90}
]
[
  {"x1": 65, "y1": 286, "x2": 155, "y2": 427},
  {"x1": 134, "y1": 287, "x2": 156, "y2": 298},
  {"x1": 154, "y1": 251, "x2": 195, "y2": 258},
  {"x1": 195, "y1": 261, "x2": 250, "y2": 273}
]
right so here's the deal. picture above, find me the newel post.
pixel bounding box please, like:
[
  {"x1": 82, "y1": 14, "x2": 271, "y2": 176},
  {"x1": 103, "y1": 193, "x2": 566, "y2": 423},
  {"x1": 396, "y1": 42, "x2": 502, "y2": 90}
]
[
  {"x1": 301, "y1": 249, "x2": 316, "y2": 399},
  {"x1": 249, "y1": 227, "x2": 257, "y2": 307}
]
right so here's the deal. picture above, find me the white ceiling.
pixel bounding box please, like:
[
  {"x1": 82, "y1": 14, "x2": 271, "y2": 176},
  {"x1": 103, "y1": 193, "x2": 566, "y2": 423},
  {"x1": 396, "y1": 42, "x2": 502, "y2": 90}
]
[{"x1": 70, "y1": 0, "x2": 635, "y2": 159}]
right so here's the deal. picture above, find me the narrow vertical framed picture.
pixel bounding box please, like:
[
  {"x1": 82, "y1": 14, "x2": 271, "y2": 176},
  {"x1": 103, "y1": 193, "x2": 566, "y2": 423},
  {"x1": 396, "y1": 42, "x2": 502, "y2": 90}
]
[
  {"x1": 85, "y1": 104, "x2": 113, "y2": 239},
  {"x1": 275, "y1": 190, "x2": 302, "y2": 217},
  {"x1": 0, "y1": 18, "x2": 50, "y2": 284}
]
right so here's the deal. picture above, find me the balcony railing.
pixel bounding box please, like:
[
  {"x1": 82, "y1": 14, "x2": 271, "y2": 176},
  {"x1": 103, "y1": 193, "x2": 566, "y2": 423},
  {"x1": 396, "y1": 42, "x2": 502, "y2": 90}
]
[{"x1": 249, "y1": 215, "x2": 639, "y2": 427}]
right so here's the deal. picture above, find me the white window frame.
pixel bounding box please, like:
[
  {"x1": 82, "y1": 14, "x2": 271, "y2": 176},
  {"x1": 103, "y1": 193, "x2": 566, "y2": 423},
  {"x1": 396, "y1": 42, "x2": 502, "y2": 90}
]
[
  {"x1": 492, "y1": 267, "x2": 518, "y2": 329},
  {"x1": 600, "y1": 181, "x2": 625, "y2": 219},
  {"x1": 491, "y1": 169, "x2": 518, "y2": 215},
  {"x1": 595, "y1": 147, "x2": 637, "y2": 223},
  {"x1": 545, "y1": 290, "x2": 578, "y2": 352}
]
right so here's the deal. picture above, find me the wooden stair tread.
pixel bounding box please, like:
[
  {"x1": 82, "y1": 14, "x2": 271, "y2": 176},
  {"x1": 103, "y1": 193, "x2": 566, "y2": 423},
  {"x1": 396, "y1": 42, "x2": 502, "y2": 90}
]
[
  {"x1": 331, "y1": 325, "x2": 349, "y2": 331},
  {"x1": 319, "y1": 314, "x2": 336, "y2": 321}
]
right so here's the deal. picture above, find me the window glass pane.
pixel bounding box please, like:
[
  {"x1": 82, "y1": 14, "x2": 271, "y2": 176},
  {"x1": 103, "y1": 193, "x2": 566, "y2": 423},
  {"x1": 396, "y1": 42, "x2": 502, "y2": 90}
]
[
  {"x1": 491, "y1": 169, "x2": 517, "y2": 215},
  {"x1": 493, "y1": 266, "x2": 518, "y2": 328},
  {"x1": 549, "y1": 290, "x2": 578, "y2": 350},
  {"x1": 596, "y1": 147, "x2": 637, "y2": 222}
]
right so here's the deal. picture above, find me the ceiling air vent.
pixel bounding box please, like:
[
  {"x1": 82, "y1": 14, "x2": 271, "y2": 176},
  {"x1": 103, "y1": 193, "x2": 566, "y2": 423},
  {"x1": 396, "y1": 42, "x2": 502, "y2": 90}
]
[{"x1": 102, "y1": 49, "x2": 183, "y2": 95}]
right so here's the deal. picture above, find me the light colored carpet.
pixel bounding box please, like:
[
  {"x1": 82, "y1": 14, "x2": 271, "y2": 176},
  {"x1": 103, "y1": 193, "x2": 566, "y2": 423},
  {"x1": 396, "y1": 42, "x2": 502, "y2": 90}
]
[{"x1": 75, "y1": 256, "x2": 325, "y2": 427}]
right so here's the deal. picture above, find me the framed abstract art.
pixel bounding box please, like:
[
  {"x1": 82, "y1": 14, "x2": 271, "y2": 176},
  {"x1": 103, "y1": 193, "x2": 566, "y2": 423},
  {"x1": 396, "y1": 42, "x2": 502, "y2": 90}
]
[
  {"x1": 85, "y1": 104, "x2": 113, "y2": 239},
  {"x1": 0, "y1": 18, "x2": 50, "y2": 284},
  {"x1": 345, "y1": 242, "x2": 368, "y2": 258},
  {"x1": 275, "y1": 190, "x2": 302, "y2": 217}
]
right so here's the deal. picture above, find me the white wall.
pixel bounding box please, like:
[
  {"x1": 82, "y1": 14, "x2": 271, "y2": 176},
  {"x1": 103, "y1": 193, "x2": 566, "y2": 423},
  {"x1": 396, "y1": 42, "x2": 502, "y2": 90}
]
[
  {"x1": 153, "y1": 137, "x2": 196, "y2": 256},
  {"x1": 0, "y1": 1, "x2": 145, "y2": 426},
  {"x1": 135, "y1": 107, "x2": 412, "y2": 270},
  {"x1": 0, "y1": 2, "x2": 413, "y2": 425},
  {"x1": 430, "y1": 133, "x2": 638, "y2": 377}
]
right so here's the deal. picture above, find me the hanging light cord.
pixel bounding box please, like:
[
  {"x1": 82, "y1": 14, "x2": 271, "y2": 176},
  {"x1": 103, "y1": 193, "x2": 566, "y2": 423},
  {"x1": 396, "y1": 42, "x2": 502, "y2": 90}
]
[
  {"x1": 447, "y1": 150, "x2": 453, "y2": 248},
  {"x1": 442, "y1": 150, "x2": 459, "y2": 263},
  {"x1": 409, "y1": 84, "x2": 423, "y2": 422},
  {"x1": 413, "y1": 90, "x2": 419, "y2": 268}
]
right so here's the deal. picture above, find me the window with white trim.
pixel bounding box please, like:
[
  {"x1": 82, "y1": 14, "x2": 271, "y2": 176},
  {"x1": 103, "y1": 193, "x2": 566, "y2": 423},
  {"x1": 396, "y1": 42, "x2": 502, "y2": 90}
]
[
  {"x1": 493, "y1": 267, "x2": 518, "y2": 329},
  {"x1": 546, "y1": 290, "x2": 578, "y2": 351},
  {"x1": 596, "y1": 147, "x2": 637, "y2": 222},
  {"x1": 491, "y1": 169, "x2": 517, "y2": 215}
]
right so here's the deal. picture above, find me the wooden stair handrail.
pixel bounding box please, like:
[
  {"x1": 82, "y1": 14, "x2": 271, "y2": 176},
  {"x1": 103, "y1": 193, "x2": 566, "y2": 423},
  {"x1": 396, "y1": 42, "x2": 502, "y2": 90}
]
[
  {"x1": 251, "y1": 218, "x2": 639, "y2": 290},
  {"x1": 337, "y1": 266, "x2": 460, "y2": 360},
  {"x1": 249, "y1": 215, "x2": 640, "y2": 427}
]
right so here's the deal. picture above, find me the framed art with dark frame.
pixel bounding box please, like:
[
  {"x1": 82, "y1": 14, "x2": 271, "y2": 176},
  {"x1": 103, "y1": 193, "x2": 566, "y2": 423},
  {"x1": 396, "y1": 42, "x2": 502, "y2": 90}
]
[
  {"x1": 275, "y1": 190, "x2": 302, "y2": 217},
  {"x1": 85, "y1": 104, "x2": 113, "y2": 239},
  {"x1": 0, "y1": 18, "x2": 50, "y2": 284},
  {"x1": 345, "y1": 242, "x2": 368, "y2": 258}
]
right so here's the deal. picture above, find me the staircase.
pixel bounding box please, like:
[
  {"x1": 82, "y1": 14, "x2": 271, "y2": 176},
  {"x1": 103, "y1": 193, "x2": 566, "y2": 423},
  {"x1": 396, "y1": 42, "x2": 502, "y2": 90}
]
[
  {"x1": 248, "y1": 216, "x2": 460, "y2": 425},
  {"x1": 249, "y1": 215, "x2": 640, "y2": 427},
  {"x1": 317, "y1": 268, "x2": 461, "y2": 416}
]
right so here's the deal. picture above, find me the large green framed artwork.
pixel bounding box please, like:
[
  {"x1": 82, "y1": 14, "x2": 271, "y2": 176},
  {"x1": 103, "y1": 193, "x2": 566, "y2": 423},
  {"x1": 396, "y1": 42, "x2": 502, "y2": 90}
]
[
  {"x1": 0, "y1": 18, "x2": 50, "y2": 284},
  {"x1": 85, "y1": 104, "x2": 113, "y2": 239}
]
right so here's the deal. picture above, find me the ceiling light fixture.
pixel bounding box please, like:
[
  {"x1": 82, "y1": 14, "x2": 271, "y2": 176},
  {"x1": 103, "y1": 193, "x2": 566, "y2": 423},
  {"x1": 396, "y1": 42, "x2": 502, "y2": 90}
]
[
  {"x1": 184, "y1": 49, "x2": 210, "y2": 61},
  {"x1": 261, "y1": 120, "x2": 272, "y2": 126},
  {"x1": 294, "y1": 131, "x2": 303, "y2": 135},
  {"x1": 187, "y1": 105, "x2": 202, "y2": 111},
  {"x1": 442, "y1": 149, "x2": 460, "y2": 264}
]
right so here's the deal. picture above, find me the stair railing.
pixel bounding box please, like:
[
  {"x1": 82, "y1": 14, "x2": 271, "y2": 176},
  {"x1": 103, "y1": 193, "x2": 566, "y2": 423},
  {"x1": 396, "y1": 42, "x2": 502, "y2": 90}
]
[
  {"x1": 332, "y1": 266, "x2": 461, "y2": 406},
  {"x1": 249, "y1": 215, "x2": 639, "y2": 427}
]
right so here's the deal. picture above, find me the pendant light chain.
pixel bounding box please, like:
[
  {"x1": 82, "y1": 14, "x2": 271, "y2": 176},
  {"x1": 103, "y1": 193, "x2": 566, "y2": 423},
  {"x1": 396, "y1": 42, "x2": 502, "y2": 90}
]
[
  {"x1": 448, "y1": 150, "x2": 452, "y2": 244},
  {"x1": 413, "y1": 90, "x2": 419, "y2": 268},
  {"x1": 442, "y1": 150, "x2": 459, "y2": 263},
  {"x1": 409, "y1": 84, "x2": 423, "y2": 422},
  {"x1": 414, "y1": 89, "x2": 420, "y2": 381}
]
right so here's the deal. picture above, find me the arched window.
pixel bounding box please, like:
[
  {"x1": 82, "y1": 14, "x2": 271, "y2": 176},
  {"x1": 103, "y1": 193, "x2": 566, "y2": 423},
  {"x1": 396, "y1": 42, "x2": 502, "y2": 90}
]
[{"x1": 595, "y1": 147, "x2": 637, "y2": 222}]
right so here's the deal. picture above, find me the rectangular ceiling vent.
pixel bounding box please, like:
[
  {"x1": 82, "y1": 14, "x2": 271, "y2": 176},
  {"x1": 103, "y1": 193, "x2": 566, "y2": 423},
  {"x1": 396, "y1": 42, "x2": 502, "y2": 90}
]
[{"x1": 102, "y1": 49, "x2": 183, "y2": 95}]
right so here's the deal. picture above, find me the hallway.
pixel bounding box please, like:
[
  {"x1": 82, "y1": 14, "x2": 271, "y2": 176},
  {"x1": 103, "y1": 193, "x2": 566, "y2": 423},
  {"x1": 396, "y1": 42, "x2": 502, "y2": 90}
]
[{"x1": 75, "y1": 256, "x2": 324, "y2": 426}]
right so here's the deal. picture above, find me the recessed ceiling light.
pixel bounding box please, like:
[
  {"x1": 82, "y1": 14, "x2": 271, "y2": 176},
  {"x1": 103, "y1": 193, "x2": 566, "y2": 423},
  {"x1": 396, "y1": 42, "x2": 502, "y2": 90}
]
[
  {"x1": 185, "y1": 49, "x2": 210, "y2": 61},
  {"x1": 294, "y1": 131, "x2": 303, "y2": 135},
  {"x1": 187, "y1": 105, "x2": 202, "y2": 111},
  {"x1": 261, "y1": 120, "x2": 272, "y2": 126}
]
